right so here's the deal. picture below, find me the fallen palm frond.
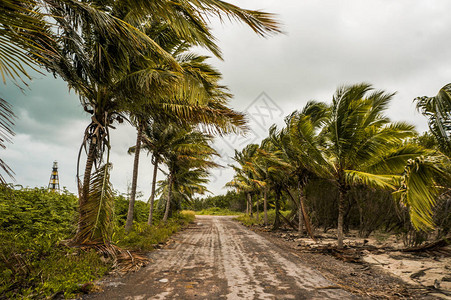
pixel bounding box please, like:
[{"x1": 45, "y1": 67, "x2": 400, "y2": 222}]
[
  {"x1": 77, "y1": 242, "x2": 150, "y2": 275},
  {"x1": 401, "y1": 237, "x2": 451, "y2": 255}
]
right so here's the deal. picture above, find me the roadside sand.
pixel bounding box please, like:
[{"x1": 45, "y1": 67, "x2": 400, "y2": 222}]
[{"x1": 256, "y1": 228, "x2": 450, "y2": 299}]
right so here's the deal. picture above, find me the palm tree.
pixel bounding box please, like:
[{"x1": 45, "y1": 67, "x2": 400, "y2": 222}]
[
  {"x1": 1, "y1": 0, "x2": 281, "y2": 83},
  {"x1": 393, "y1": 83, "x2": 451, "y2": 231},
  {"x1": 128, "y1": 121, "x2": 187, "y2": 225},
  {"x1": 160, "y1": 127, "x2": 218, "y2": 221},
  {"x1": 0, "y1": 99, "x2": 15, "y2": 184},
  {"x1": 124, "y1": 43, "x2": 247, "y2": 232},
  {"x1": 320, "y1": 83, "x2": 429, "y2": 248},
  {"x1": 2, "y1": 0, "x2": 280, "y2": 244},
  {"x1": 225, "y1": 172, "x2": 253, "y2": 214},
  {"x1": 229, "y1": 144, "x2": 264, "y2": 216},
  {"x1": 415, "y1": 83, "x2": 451, "y2": 156},
  {"x1": 157, "y1": 160, "x2": 212, "y2": 216},
  {"x1": 260, "y1": 126, "x2": 295, "y2": 229},
  {"x1": 282, "y1": 101, "x2": 329, "y2": 236}
]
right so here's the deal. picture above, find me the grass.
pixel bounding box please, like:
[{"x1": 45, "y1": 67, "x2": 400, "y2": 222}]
[
  {"x1": 0, "y1": 187, "x2": 195, "y2": 299},
  {"x1": 114, "y1": 211, "x2": 196, "y2": 251},
  {"x1": 195, "y1": 207, "x2": 243, "y2": 216}
]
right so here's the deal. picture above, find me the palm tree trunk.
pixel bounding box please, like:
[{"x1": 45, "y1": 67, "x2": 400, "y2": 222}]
[
  {"x1": 337, "y1": 186, "x2": 346, "y2": 249},
  {"x1": 125, "y1": 124, "x2": 143, "y2": 233},
  {"x1": 81, "y1": 142, "x2": 96, "y2": 206},
  {"x1": 264, "y1": 186, "x2": 268, "y2": 226},
  {"x1": 75, "y1": 140, "x2": 97, "y2": 243},
  {"x1": 248, "y1": 192, "x2": 253, "y2": 217},
  {"x1": 245, "y1": 193, "x2": 249, "y2": 215},
  {"x1": 297, "y1": 181, "x2": 304, "y2": 234},
  {"x1": 256, "y1": 194, "x2": 259, "y2": 221},
  {"x1": 273, "y1": 188, "x2": 281, "y2": 230},
  {"x1": 163, "y1": 172, "x2": 173, "y2": 222},
  {"x1": 147, "y1": 157, "x2": 159, "y2": 225}
]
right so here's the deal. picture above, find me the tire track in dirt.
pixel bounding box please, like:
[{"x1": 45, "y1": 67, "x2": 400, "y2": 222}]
[{"x1": 87, "y1": 216, "x2": 354, "y2": 299}]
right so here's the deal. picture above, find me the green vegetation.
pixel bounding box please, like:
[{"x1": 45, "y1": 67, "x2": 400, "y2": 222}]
[
  {"x1": 227, "y1": 83, "x2": 451, "y2": 248},
  {"x1": 0, "y1": 188, "x2": 194, "y2": 298},
  {"x1": 0, "y1": 0, "x2": 280, "y2": 248},
  {"x1": 0, "y1": 2, "x2": 280, "y2": 296},
  {"x1": 115, "y1": 211, "x2": 195, "y2": 251},
  {"x1": 196, "y1": 208, "x2": 243, "y2": 216},
  {"x1": 2, "y1": 0, "x2": 451, "y2": 296},
  {"x1": 235, "y1": 210, "x2": 289, "y2": 226},
  {"x1": 190, "y1": 191, "x2": 245, "y2": 212}
]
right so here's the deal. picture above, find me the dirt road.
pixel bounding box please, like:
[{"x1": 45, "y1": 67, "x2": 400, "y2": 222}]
[{"x1": 89, "y1": 216, "x2": 354, "y2": 299}]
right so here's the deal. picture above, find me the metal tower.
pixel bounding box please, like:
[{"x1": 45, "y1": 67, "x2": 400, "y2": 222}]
[{"x1": 48, "y1": 161, "x2": 60, "y2": 192}]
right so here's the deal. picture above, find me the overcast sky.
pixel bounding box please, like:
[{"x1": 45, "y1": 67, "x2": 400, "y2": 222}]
[{"x1": 1, "y1": 0, "x2": 450, "y2": 200}]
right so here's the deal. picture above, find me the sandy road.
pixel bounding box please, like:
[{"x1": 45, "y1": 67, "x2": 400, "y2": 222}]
[{"x1": 89, "y1": 216, "x2": 354, "y2": 299}]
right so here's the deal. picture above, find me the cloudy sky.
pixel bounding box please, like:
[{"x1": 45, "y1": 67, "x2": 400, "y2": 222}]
[{"x1": 1, "y1": 0, "x2": 450, "y2": 200}]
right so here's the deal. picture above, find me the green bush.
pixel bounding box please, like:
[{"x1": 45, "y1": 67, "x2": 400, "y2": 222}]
[
  {"x1": 189, "y1": 191, "x2": 246, "y2": 211},
  {"x1": 114, "y1": 210, "x2": 195, "y2": 251},
  {"x1": 114, "y1": 195, "x2": 150, "y2": 226},
  {"x1": 0, "y1": 187, "x2": 110, "y2": 299},
  {"x1": 0, "y1": 187, "x2": 193, "y2": 298}
]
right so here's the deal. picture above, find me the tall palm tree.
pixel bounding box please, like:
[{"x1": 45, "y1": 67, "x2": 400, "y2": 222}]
[
  {"x1": 261, "y1": 126, "x2": 295, "y2": 229},
  {"x1": 393, "y1": 83, "x2": 451, "y2": 231},
  {"x1": 124, "y1": 44, "x2": 247, "y2": 232},
  {"x1": 0, "y1": 99, "x2": 15, "y2": 184},
  {"x1": 282, "y1": 101, "x2": 329, "y2": 236},
  {"x1": 1, "y1": 0, "x2": 281, "y2": 83},
  {"x1": 2, "y1": 0, "x2": 280, "y2": 244},
  {"x1": 229, "y1": 144, "x2": 265, "y2": 216},
  {"x1": 160, "y1": 127, "x2": 218, "y2": 221},
  {"x1": 128, "y1": 121, "x2": 190, "y2": 225},
  {"x1": 157, "y1": 159, "x2": 213, "y2": 216},
  {"x1": 321, "y1": 83, "x2": 427, "y2": 248}
]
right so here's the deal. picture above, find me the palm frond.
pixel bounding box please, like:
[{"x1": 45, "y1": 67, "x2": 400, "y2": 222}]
[
  {"x1": 0, "y1": 97, "x2": 15, "y2": 183},
  {"x1": 345, "y1": 169, "x2": 399, "y2": 190},
  {"x1": 76, "y1": 163, "x2": 114, "y2": 244},
  {"x1": 394, "y1": 156, "x2": 450, "y2": 231},
  {"x1": 415, "y1": 83, "x2": 451, "y2": 156},
  {"x1": 366, "y1": 144, "x2": 430, "y2": 174}
]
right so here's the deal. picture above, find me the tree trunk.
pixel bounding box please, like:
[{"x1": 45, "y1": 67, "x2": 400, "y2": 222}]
[
  {"x1": 81, "y1": 142, "x2": 96, "y2": 207},
  {"x1": 256, "y1": 194, "x2": 259, "y2": 221},
  {"x1": 125, "y1": 124, "x2": 143, "y2": 233},
  {"x1": 163, "y1": 172, "x2": 173, "y2": 222},
  {"x1": 297, "y1": 181, "x2": 304, "y2": 234},
  {"x1": 75, "y1": 140, "x2": 97, "y2": 243},
  {"x1": 245, "y1": 193, "x2": 249, "y2": 215},
  {"x1": 273, "y1": 188, "x2": 281, "y2": 230},
  {"x1": 298, "y1": 203, "x2": 303, "y2": 233},
  {"x1": 264, "y1": 186, "x2": 268, "y2": 226},
  {"x1": 337, "y1": 186, "x2": 346, "y2": 249},
  {"x1": 248, "y1": 192, "x2": 253, "y2": 217},
  {"x1": 147, "y1": 157, "x2": 159, "y2": 225}
]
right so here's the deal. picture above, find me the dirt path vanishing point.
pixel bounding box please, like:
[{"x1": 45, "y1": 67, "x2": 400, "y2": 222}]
[{"x1": 88, "y1": 216, "x2": 355, "y2": 300}]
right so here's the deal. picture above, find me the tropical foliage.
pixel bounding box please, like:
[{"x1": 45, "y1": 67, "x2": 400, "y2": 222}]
[
  {"x1": 228, "y1": 83, "x2": 451, "y2": 248},
  {"x1": 0, "y1": 186, "x2": 194, "y2": 298},
  {"x1": 2, "y1": 0, "x2": 451, "y2": 295},
  {"x1": 1, "y1": 0, "x2": 280, "y2": 246}
]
